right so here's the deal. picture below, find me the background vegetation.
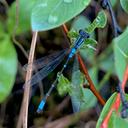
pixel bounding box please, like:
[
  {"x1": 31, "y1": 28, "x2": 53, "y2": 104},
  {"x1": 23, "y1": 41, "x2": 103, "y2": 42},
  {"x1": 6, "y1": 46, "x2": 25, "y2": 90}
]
[{"x1": 0, "y1": 0, "x2": 128, "y2": 127}]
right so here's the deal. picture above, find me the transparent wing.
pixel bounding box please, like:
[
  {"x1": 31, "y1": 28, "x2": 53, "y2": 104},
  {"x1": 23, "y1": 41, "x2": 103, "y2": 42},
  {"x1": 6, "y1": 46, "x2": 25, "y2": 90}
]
[
  {"x1": 25, "y1": 49, "x2": 67, "y2": 87},
  {"x1": 23, "y1": 49, "x2": 67, "y2": 71}
]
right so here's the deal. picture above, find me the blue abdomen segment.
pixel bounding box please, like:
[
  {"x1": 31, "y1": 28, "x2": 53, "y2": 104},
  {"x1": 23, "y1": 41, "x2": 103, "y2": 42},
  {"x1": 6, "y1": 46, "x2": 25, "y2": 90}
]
[
  {"x1": 37, "y1": 98, "x2": 46, "y2": 113},
  {"x1": 69, "y1": 48, "x2": 76, "y2": 58}
]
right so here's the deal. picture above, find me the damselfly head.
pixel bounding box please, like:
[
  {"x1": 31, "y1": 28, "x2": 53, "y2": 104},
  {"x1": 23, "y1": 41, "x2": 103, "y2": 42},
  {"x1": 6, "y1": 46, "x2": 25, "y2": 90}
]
[{"x1": 79, "y1": 29, "x2": 90, "y2": 39}]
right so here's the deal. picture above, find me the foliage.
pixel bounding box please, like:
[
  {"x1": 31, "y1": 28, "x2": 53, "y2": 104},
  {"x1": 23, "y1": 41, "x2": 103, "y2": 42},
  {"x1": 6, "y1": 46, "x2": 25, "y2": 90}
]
[
  {"x1": 0, "y1": 0, "x2": 128, "y2": 127},
  {"x1": 96, "y1": 93, "x2": 128, "y2": 128},
  {"x1": 0, "y1": 21, "x2": 17, "y2": 102},
  {"x1": 31, "y1": 0, "x2": 91, "y2": 31},
  {"x1": 113, "y1": 27, "x2": 128, "y2": 81},
  {"x1": 120, "y1": 0, "x2": 128, "y2": 13}
]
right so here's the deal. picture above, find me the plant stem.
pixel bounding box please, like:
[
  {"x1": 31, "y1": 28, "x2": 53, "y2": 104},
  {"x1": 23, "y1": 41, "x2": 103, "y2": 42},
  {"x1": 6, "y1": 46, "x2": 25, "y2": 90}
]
[
  {"x1": 101, "y1": 0, "x2": 122, "y2": 37},
  {"x1": 77, "y1": 54, "x2": 105, "y2": 105},
  {"x1": 16, "y1": 31, "x2": 38, "y2": 128}
]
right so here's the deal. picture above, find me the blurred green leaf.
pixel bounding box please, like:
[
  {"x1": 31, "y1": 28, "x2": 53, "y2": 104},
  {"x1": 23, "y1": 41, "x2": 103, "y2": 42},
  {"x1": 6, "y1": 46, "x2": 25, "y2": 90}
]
[
  {"x1": 7, "y1": 0, "x2": 36, "y2": 34},
  {"x1": 70, "y1": 70, "x2": 86, "y2": 112},
  {"x1": 31, "y1": 0, "x2": 91, "y2": 31},
  {"x1": 110, "y1": 0, "x2": 117, "y2": 7},
  {"x1": 0, "y1": 34, "x2": 17, "y2": 102},
  {"x1": 89, "y1": 67, "x2": 98, "y2": 86},
  {"x1": 96, "y1": 93, "x2": 117, "y2": 128},
  {"x1": 71, "y1": 16, "x2": 91, "y2": 32},
  {"x1": 71, "y1": 66, "x2": 97, "y2": 112},
  {"x1": 113, "y1": 27, "x2": 128, "y2": 81},
  {"x1": 98, "y1": 43, "x2": 115, "y2": 73},
  {"x1": 80, "y1": 67, "x2": 98, "y2": 109},
  {"x1": 108, "y1": 111, "x2": 128, "y2": 128},
  {"x1": 120, "y1": 0, "x2": 128, "y2": 13},
  {"x1": 96, "y1": 93, "x2": 128, "y2": 128},
  {"x1": 71, "y1": 15, "x2": 90, "y2": 31},
  {"x1": 79, "y1": 47, "x2": 95, "y2": 64}
]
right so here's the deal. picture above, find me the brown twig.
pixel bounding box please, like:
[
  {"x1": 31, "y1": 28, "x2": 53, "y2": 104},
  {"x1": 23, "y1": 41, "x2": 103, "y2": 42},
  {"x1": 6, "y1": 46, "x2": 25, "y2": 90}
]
[
  {"x1": 23, "y1": 31, "x2": 38, "y2": 128},
  {"x1": 16, "y1": 31, "x2": 38, "y2": 128},
  {"x1": 0, "y1": 0, "x2": 9, "y2": 9},
  {"x1": 77, "y1": 54, "x2": 105, "y2": 105},
  {"x1": 42, "y1": 108, "x2": 96, "y2": 128},
  {"x1": 62, "y1": 24, "x2": 68, "y2": 34}
]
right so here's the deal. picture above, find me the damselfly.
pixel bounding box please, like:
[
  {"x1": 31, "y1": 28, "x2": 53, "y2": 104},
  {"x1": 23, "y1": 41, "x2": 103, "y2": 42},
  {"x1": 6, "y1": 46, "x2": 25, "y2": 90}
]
[{"x1": 24, "y1": 29, "x2": 90, "y2": 113}]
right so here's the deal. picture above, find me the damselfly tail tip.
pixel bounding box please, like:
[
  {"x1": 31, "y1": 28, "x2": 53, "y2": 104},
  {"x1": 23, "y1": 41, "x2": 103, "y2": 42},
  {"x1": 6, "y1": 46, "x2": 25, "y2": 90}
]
[
  {"x1": 37, "y1": 99, "x2": 46, "y2": 113},
  {"x1": 36, "y1": 108, "x2": 43, "y2": 113}
]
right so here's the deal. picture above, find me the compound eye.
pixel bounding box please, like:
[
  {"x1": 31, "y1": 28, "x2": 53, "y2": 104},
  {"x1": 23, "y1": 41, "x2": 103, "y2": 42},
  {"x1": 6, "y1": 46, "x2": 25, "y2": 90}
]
[{"x1": 79, "y1": 29, "x2": 90, "y2": 38}]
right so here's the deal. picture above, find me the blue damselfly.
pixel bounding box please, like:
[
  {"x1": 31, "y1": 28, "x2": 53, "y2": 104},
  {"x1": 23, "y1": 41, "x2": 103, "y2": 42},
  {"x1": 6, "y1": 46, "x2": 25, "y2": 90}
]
[{"x1": 24, "y1": 29, "x2": 90, "y2": 112}]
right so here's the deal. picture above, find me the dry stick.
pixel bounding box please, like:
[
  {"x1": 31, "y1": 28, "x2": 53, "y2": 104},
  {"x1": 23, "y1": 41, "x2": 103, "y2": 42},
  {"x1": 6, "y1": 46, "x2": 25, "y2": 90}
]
[
  {"x1": 23, "y1": 31, "x2": 38, "y2": 128},
  {"x1": 62, "y1": 24, "x2": 68, "y2": 34},
  {"x1": 16, "y1": 32, "x2": 38, "y2": 128},
  {"x1": 44, "y1": 96, "x2": 70, "y2": 125},
  {"x1": 0, "y1": 0, "x2": 9, "y2": 9},
  {"x1": 101, "y1": 65, "x2": 128, "y2": 128},
  {"x1": 62, "y1": 24, "x2": 105, "y2": 106},
  {"x1": 42, "y1": 108, "x2": 96, "y2": 128}
]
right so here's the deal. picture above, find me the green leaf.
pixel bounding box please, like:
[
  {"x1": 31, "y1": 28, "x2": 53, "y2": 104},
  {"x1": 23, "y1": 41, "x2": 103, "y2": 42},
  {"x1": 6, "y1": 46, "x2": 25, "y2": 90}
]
[
  {"x1": 120, "y1": 0, "x2": 128, "y2": 13},
  {"x1": 57, "y1": 73, "x2": 72, "y2": 96},
  {"x1": 110, "y1": 0, "x2": 117, "y2": 7},
  {"x1": 96, "y1": 93, "x2": 117, "y2": 128},
  {"x1": 70, "y1": 70, "x2": 86, "y2": 112},
  {"x1": 108, "y1": 111, "x2": 128, "y2": 128},
  {"x1": 98, "y1": 43, "x2": 115, "y2": 73},
  {"x1": 71, "y1": 68, "x2": 97, "y2": 112},
  {"x1": 80, "y1": 47, "x2": 95, "y2": 63},
  {"x1": 81, "y1": 38, "x2": 97, "y2": 51},
  {"x1": 109, "y1": 94, "x2": 128, "y2": 128},
  {"x1": 96, "y1": 93, "x2": 128, "y2": 128},
  {"x1": 7, "y1": 0, "x2": 36, "y2": 34},
  {"x1": 71, "y1": 15, "x2": 91, "y2": 31},
  {"x1": 86, "y1": 10, "x2": 107, "y2": 33},
  {"x1": 113, "y1": 27, "x2": 128, "y2": 81},
  {"x1": 31, "y1": 0, "x2": 91, "y2": 31},
  {"x1": 0, "y1": 34, "x2": 17, "y2": 102}
]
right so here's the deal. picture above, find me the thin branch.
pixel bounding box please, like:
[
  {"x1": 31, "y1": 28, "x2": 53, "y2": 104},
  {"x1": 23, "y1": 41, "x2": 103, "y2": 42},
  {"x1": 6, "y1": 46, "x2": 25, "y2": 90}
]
[
  {"x1": 42, "y1": 108, "x2": 96, "y2": 128},
  {"x1": 107, "y1": 0, "x2": 119, "y2": 37},
  {"x1": 77, "y1": 54, "x2": 105, "y2": 106},
  {"x1": 0, "y1": 0, "x2": 9, "y2": 9},
  {"x1": 101, "y1": 0, "x2": 122, "y2": 37},
  {"x1": 16, "y1": 31, "x2": 38, "y2": 128},
  {"x1": 44, "y1": 96, "x2": 70, "y2": 124},
  {"x1": 62, "y1": 24, "x2": 68, "y2": 34},
  {"x1": 23, "y1": 31, "x2": 38, "y2": 128}
]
